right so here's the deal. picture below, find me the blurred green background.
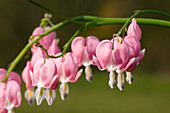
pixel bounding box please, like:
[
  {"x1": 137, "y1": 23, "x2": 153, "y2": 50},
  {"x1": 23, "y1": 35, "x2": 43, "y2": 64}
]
[{"x1": 0, "y1": 0, "x2": 170, "y2": 113}]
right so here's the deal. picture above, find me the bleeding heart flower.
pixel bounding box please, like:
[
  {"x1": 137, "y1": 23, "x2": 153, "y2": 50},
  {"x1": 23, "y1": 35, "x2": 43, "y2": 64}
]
[
  {"x1": 0, "y1": 69, "x2": 21, "y2": 113},
  {"x1": 95, "y1": 37, "x2": 130, "y2": 91},
  {"x1": 33, "y1": 58, "x2": 59, "y2": 106},
  {"x1": 5, "y1": 81, "x2": 22, "y2": 113},
  {"x1": 22, "y1": 61, "x2": 35, "y2": 105},
  {"x1": 124, "y1": 35, "x2": 145, "y2": 85},
  {"x1": 54, "y1": 52, "x2": 83, "y2": 100},
  {"x1": 71, "y1": 36, "x2": 99, "y2": 82}
]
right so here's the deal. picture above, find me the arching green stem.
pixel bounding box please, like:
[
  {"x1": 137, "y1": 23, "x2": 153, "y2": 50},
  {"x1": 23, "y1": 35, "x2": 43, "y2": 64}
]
[
  {"x1": 115, "y1": 10, "x2": 170, "y2": 37},
  {"x1": 2, "y1": 15, "x2": 170, "y2": 82}
]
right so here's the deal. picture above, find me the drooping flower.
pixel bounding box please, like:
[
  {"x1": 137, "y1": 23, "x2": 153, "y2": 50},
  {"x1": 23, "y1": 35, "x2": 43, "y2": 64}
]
[
  {"x1": 22, "y1": 61, "x2": 35, "y2": 105},
  {"x1": 32, "y1": 58, "x2": 59, "y2": 106},
  {"x1": 124, "y1": 36, "x2": 145, "y2": 84},
  {"x1": 0, "y1": 69, "x2": 22, "y2": 113},
  {"x1": 54, "y1": 52, "x2": 83, "y2": 100},
  {"x1": 22, "y1": 47, "x2": 44, "y2": 105},
  {"x1": 5, "y1": 81, "x2": 22, "y2": 113},
  {"x1": 123, "y1": 18, "x2": 145, "y2": 84},
  {"x1": 71, "y1": 36, "x2": 99, "y2": 82},
  {"x1": 94, "y1": 37, "x2": 130, "y2": 91},
  {"x1": 30, "y1": 26, "x2": 61, "y2": 57}
]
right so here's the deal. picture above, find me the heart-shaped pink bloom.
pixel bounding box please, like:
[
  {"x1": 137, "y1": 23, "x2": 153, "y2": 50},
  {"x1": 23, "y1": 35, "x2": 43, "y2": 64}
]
[
  {"x1": 95, "y1": 40, "x2": 113, "y2": 70},
  {"x1": 112, "y1": 38, "x2": 130, "y2": 70},
  {"x1": 71, "y1": 36, "x2": 99, "y2": 66},
  {"x1": 33, "y1": 58, "x2": 58, "y2": 105},
  {"x1": 124, "y1": 36, "x2": 141, "y2": 72},
  {"x1": 22, "y1": 61, "x2": 35, "y2": 105},
  {"x1": 6, "y1": 81, "x2": 22, "y2": 108},
  {"x1": 33, "y1": 58, "x2": 58, "y2": 89},
  {"x1": 72, "y1": 36, "x2": 98, "y2": 82},
  {"x1": 124, "y1": 36, "x2": 141, "y2": 58},
  {"x1": 124, "y1": 35, "x2": 145, "y2": 72},
  {"x1": 123, "y1": 36, "x2": 145, "y2": 85},
  {"x1": 96, "y1": 38, "x2": 129, "y2": 71},
  {"x1": 22, "y1": 61, "x2": 33, "y2": 90},
  {"x1": 54, "y1": 52, "x2": 82, "y2": 100},
  {"x1": 127, "y1": 18, "x2": 142, "y2": 40},
  {"x1": 54, "y1": 52, "x2": 82, "y2": 83},
  {"x1": 95, "y1": 38, "x2": 130, "y2": 90}
]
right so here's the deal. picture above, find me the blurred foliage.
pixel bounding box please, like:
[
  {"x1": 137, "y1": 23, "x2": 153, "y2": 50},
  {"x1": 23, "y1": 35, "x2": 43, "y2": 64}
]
[{"x1": 0, "y1": 0, "x2": 170, "y2": 74}]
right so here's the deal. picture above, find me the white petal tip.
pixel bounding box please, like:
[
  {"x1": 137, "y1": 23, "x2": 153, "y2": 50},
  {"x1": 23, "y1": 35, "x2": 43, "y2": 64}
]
[
  {"x1": 108, "y1": 80, "x2": 116, "y2": 89},
  {"x1": 118, "y1": 83, "x2": 125, "y2": 91},
  {"x1": 86, "y1": 75, "x2": 93, "y2": 82}
]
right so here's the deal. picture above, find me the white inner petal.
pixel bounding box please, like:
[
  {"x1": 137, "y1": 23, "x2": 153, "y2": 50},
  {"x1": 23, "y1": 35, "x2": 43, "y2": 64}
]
[
  {"x1": 108, "y1": 71, "x2": 116, "y2": 89},
  {"x1": 59, "y1": 83, "x2": 69, "y2": 100},
  {"x1": 44, "y1": 89, "x2": 56, "y2": 106},
  {"x1": 117, "y1": 71, "x2": 125, "y2": 91},
  {"x1": 35, "y1": 87, "x2": 45, "y2": 105},
  {"x1": 85, "y1": 65, "x2": 93, "y2": 82}
]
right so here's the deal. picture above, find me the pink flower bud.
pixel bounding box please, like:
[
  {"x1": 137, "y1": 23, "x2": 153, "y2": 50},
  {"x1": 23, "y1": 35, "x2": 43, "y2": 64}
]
[{"x1": 127, "y1": 18, "x2": 142, "y2": 40}]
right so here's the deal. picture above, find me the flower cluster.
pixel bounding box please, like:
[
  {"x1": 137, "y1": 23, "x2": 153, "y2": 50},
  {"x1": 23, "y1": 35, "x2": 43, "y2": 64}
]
[
  {"x1": 0, "y1": 69, "x2": 22, "y2": 113},
  {"x1": 21, "y1": 18, "x2": 145, "y2": 106},
  {"x1": 94, "y1": 18, "x2": 145, "y2": 90}
]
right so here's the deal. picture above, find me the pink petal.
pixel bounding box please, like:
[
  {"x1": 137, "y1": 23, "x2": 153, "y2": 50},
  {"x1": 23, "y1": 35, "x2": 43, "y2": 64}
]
[
  {"x1": 32, "y1": 27, "x2": 44, "y2": 36},
  {"x1": 32, "y1": 58, "x2": 44, "y2": 86},
  {"x1": 0, "y1": 109, "x2": 7, "y2": 113},
  {"x1": 69, "y1": 69, "x2": 83, "y2": 83},
  {"x1": 48, "y1": 75, "x2": 60, "y2": 90},
  {"x1": 31, "y1": 26, "x2": 56, "y2": 51},
  {"x1": 8, "y1": 72, "x2": 21, "y2": 85},
  {"x1": 39, "y1": 59, "x2": 57, "y2": 88},
  {"x1": 22, "y1": 61, "x2": 33, "y2": 90},
  {"x1": 127, "y1": 18, "x2": 142, "y2": 40},
  {"x1": 62, "y1": 53, "x2": 79, "y2": 81},
  {"x1": 96, "y1": 40, "x2": 113, "y2": 69},
  {"x1": 0, "y1": 69, "x2": 6, "y2": 82},
  {"x1": 0, "y1": 83, "x2": 6, "y2": 110},
  {"x1": 138, "y1": 49, "x2": 145, "y2": 64},
  {"x1": 71, "y1": 36, "x2": 85, "y2": 66},
  {"x1": 48, "y1": 39, "x2": 61, "y2": 56},
  {"x1": 124, "y1": 36, "x2": 141, "y2": 58},
  {"x1": 86, "y1": 36, "x2": 100, "y2": 60},
  {"x1": 124, "y1": 58, "x2": 137, "y2": 72},
  {"x1": 31, "y1": 48, "x2": 44, "y2": 67},
  {"x1": 6, "y1": 81, "x2": 22, "y2": 107},
  {"x1": 45, "y1": 26, "x2": 57, "y2": 39},
  {"x1": 40, "y1": 26, "x2": 56, "y2": 50},
  {"x1": 112, "y1": 38, "x2": 129, "y2": 70},
  {"x1": 53, "y1": 53, "x2": 63, "y2": 76}
]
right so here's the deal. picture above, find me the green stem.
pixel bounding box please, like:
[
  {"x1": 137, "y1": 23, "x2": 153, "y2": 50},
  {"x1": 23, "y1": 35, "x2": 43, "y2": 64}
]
[
  {"x1": 116, "y1": 10, "x2": 170, "y2": 36},
  {"x1": 2, "y1": 14, "x2": 170, "y2": 82},
  {"x1": 27, "y1": 0, "x2": 84, "y2": 25}
]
